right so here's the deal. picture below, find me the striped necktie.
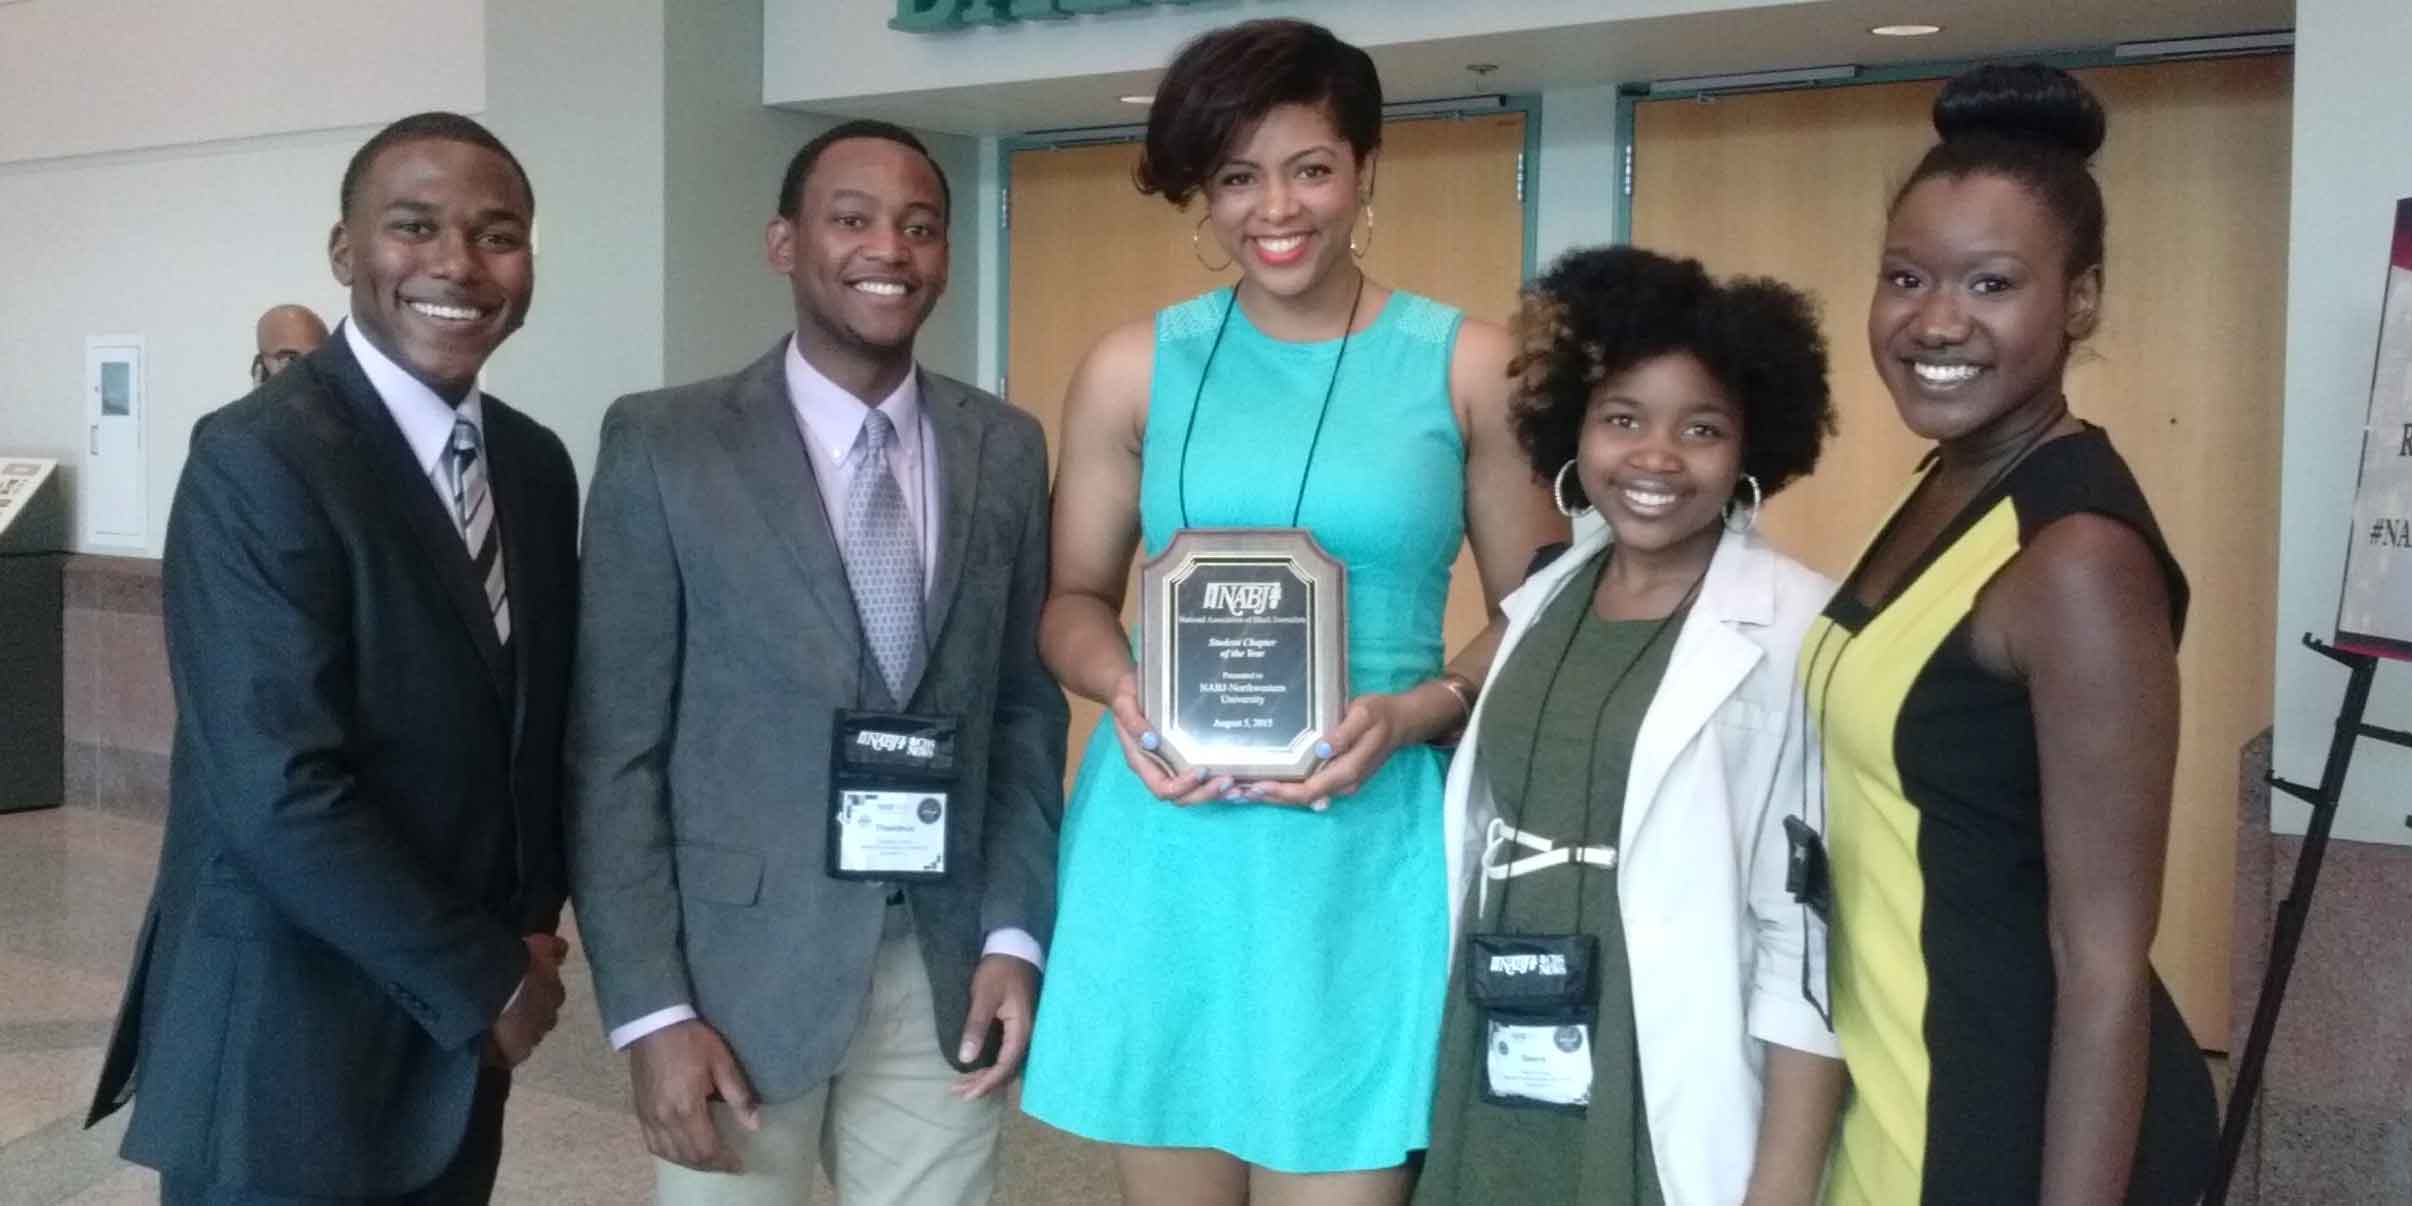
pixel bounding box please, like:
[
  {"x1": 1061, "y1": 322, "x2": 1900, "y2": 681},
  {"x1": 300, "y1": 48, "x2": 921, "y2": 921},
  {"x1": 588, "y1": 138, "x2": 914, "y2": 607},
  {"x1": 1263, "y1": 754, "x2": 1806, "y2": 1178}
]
[
  {"x1": 448, "y1": 417, "x2": 512, "y2": 647},
  {"x1": 843, "y1": 408, "x2": 923, "y2": 701}
]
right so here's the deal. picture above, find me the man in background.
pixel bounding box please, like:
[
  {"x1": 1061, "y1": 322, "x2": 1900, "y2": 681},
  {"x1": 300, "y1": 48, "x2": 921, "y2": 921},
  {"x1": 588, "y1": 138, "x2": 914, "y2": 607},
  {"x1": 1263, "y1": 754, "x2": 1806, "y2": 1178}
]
[{"x1": 250, "y1": 302, "x2": 329, "y2": 384}]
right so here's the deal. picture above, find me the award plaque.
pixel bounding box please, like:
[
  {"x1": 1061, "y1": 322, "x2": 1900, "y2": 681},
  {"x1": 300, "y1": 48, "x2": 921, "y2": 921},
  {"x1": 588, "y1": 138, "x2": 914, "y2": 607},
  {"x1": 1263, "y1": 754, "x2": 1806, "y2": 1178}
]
[{"x1": 1138, "y1": 527, "x2": 1348, "y2": 780}]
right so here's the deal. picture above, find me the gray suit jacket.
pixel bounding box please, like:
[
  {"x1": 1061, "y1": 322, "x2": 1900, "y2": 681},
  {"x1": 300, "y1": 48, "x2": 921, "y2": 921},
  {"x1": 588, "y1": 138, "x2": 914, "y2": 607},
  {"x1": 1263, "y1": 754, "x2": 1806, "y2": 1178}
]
[{"x1": 565, "y1": 340, "x2": 1065, "y2": 1101}]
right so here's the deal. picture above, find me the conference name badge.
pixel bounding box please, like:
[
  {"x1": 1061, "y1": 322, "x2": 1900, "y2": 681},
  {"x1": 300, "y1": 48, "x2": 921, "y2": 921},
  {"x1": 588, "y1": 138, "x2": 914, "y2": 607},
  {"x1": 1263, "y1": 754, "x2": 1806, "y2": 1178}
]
[
  {"x1": 1485, "y1": 1018, "x2": 1595, "y2": 1110},
  {"x1": 1466, "y1": 931, "x2": 1599, "y2": 1114},
  {"x1": 827, "y1": 710, "x2": 959, "y2": 882}
]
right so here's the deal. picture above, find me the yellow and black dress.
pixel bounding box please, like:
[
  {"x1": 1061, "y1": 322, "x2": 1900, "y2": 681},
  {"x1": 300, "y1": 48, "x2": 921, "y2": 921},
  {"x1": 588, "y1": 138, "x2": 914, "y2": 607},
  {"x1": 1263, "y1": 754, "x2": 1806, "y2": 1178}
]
[{"x1": 1803, "y1": 426, "x2": 2215, "y2": 1205}]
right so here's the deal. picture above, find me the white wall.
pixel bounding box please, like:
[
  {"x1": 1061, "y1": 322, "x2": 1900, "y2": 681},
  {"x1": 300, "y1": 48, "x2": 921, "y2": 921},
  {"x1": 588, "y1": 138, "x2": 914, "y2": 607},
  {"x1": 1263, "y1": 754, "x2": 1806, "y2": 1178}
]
[
  {"x1": 973, "y1": 136, "x2": 1005, "y2": 395},
  {"x1": 1534, "y1": 84, "x2": 1625, "y2": 270},
  {"x1": 913, "y1": 130, "x2": 988, "y2": 388},
  {"x1": 2274, "y1": 0, "x2": 2412, "y2": 843},
  {"x1": 479, "y1": 0, "x2": 669, "y2": 484},
  {"x1": 0, "y1": 130, "x2": 361, "y2": 552},
  {"x1": 0, "y1": 0, "x2": 483, "y2": 164},
  {"x1": 0, "y1": 0, "x2": 491, "y2": 554},
  {"x1": 764, "y1": 0, "x2": 1788, "y2": 110},
  {"x1": 664, "y1": 0, "x2": 828, "y2": 386},
  {"x1": 659, "y1": 0, "x2": 987, "y2": 391},
  {"x1": 0, "y1": 0, "x2": 669, "y2": 553},
  {"x1": 0, "y1": 0, "x2": 998, "y2": 554}
]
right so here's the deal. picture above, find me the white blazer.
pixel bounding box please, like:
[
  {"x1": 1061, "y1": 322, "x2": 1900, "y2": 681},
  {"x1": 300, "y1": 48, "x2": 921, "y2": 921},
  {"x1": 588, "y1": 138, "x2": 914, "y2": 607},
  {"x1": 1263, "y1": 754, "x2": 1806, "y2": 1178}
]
[{"x1": 1440, "y1": 523, "x2": 1842, "y2": 1205}]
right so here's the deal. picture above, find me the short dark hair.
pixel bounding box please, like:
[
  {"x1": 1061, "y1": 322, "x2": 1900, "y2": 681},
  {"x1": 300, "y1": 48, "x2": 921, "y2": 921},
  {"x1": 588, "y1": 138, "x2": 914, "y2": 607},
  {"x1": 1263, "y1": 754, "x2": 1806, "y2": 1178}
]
[
  {"x1": 777, "y1": 119, "x2": 951, "y2": 222},
  {"x1": 1892, "y1": 63, "x2": 2108, "y2": 277},
  {"x1": 1136, "y1": 19, "x2": 1383, "y2": 208},
  {"x1": 1509, "y1": 246, "x2": 1834, "y2": 509},
  {"x1": 340, "y1": 112, "x2": 533, "y2": 219}
]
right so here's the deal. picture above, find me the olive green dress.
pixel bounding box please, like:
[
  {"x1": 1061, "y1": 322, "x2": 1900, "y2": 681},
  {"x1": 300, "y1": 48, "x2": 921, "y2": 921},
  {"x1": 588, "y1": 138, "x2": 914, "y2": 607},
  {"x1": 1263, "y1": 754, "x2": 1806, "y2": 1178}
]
[{"x1": 1416, "y1": 551, "x2": 1682, "y2": 1206}]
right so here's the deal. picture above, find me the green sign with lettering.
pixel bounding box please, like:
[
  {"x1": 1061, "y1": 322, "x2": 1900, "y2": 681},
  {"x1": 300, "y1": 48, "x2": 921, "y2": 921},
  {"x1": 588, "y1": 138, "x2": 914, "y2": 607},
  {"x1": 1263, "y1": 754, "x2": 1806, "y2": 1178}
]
[{"x1": 892, "y1": 0, "x2": 1209, "y2": 34}]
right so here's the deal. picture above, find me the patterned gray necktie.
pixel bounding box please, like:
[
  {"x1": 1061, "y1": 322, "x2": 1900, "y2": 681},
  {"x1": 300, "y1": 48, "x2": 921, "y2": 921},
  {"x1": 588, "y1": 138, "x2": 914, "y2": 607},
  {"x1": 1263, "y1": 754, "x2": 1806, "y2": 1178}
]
[
  {"x1": 843, "y1": 409, "x2": 923, "y2": 700},
  {"x1": 448, "y1": 417, "x2": 510, "y2": 646}
]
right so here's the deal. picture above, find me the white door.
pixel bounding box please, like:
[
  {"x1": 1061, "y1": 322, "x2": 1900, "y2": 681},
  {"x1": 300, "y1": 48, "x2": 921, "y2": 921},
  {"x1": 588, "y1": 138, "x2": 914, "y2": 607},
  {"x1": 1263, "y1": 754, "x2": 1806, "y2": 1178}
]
[{"x1": 83, "y1": 335, "x2": 146, "y2": 550}]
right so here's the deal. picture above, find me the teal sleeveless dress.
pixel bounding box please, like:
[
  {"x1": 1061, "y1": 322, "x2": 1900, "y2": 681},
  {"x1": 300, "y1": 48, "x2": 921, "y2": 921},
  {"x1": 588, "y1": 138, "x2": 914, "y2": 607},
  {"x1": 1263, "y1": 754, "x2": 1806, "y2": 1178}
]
[{"x1": 1021, "y1": 287, "x2": 1467, "y2": 1173}]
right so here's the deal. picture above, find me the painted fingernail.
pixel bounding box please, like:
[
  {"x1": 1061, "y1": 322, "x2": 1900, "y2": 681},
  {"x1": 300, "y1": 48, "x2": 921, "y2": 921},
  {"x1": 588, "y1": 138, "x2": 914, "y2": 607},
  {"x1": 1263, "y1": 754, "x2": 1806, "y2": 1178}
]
[
  {"x1": 959, "y1": 1039, "x2": 980, "y2": 1061},
  {"x1": 1312, "y1": 798, "x2": 1331, "y2": 813},
  {"x1": 1140, "y1": 731, "x2": 1160, "y2": 751},
  {"x1": 1314, "y1": 740, "x2": 1334, "y2": 759}
]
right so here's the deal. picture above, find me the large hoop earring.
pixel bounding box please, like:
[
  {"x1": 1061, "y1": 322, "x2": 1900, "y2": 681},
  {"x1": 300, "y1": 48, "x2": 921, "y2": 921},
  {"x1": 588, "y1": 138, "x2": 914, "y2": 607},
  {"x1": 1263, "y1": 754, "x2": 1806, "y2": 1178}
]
[
  {"x1": 1553, "y1": 460, "x2": 1591, "y2": 518},
  {"x1": 1723, "y1": 473, "x2": 1763, "y2": 533},
  {"x1": 1192, "y1": 215, "x2": 1233, "y2": 273},
  {"x1": 1348, "y1": 201, "x2": 1375, "y2": 259}
]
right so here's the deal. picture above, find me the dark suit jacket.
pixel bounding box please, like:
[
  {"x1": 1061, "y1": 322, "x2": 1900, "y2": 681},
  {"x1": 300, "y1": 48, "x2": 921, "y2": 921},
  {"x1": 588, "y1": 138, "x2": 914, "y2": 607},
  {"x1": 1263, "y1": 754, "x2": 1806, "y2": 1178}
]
[
  {"x1": 566, "y1": 339, "x2": 1066, "y2": 1102},
  {"x1": 85, "y1": 335, "x2": 579, "y2": 1197}
]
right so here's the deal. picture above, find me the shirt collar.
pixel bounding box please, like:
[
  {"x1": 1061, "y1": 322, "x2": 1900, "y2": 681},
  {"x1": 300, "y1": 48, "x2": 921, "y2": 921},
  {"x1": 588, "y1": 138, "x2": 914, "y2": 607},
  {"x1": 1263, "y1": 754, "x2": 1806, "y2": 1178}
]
[
  {"x1": 342, "y1": 317, "x2": 485, "y2": 478},
  {"x1": 783, "y1": 335, "x2": 921, "y2": 463}
]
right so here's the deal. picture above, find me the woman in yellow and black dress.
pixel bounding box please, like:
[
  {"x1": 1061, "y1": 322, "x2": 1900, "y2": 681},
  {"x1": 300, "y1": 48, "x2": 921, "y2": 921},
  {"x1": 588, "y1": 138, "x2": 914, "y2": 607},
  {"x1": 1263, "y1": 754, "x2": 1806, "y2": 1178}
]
[{"x1": 1806, "y1": 64, "x2": 2215, "y2": 1205}]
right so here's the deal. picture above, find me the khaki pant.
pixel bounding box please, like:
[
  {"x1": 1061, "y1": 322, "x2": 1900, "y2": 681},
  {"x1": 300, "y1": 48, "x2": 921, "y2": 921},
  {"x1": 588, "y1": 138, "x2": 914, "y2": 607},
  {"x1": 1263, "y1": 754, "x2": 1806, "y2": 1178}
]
[{"x1": 656, "y1": 906, "x2": 1002, "y2": 1206}]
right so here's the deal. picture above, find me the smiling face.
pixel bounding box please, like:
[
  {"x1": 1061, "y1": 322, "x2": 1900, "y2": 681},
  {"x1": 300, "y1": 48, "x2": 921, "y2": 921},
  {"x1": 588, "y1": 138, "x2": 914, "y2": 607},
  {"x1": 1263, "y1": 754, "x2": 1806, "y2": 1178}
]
[
  {"x1": 1199, "y1": 102, "x2": 1368, "y2": 299},
  {"x1": 329, "y1": 138, "x2": 533, "y2": 400},
  {"x1": 1577, "y1": 351, "x2": 1746, "y2": 558},
  {"x1": 1869, "y1": 172, "x2": 2100, "y2": 446},
  {"x1": 770, "y1": 137, "x2": 949, "y2": 370}
]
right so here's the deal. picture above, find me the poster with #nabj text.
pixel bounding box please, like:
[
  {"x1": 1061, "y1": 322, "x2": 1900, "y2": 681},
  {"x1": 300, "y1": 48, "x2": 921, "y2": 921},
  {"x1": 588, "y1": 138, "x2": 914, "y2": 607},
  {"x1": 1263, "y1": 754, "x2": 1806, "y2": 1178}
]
[{"x1": 2338, "y1": 198, "x2": 2412, "y2": 661}]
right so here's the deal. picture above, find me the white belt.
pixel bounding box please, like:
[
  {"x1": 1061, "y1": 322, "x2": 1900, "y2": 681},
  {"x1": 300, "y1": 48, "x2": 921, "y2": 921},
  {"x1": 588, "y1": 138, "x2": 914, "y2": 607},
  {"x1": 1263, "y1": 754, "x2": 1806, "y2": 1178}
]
[{"x1": 1478, "y1": 816, "x2": 1617, "y2": 918}]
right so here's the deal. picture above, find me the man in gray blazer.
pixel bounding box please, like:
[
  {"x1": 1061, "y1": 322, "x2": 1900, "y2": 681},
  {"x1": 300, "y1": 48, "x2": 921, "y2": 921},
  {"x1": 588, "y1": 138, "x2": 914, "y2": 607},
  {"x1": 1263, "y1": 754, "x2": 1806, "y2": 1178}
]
[{"x1": 567, "y1": 120, "x2": 1065, "y2": 1204}]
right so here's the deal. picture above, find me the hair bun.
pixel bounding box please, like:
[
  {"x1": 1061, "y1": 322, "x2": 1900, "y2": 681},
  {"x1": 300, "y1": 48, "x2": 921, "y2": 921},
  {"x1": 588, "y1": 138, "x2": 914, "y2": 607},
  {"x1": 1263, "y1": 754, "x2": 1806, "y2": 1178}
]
[{"x1": 1932, "y1": 63, "x2": 2106, "y2": 159}]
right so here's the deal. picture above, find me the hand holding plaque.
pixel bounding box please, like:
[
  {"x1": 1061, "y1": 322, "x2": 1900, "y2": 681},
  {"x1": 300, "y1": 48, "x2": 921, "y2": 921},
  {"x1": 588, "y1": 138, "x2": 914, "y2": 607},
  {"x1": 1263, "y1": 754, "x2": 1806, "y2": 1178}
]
[
  {"x1": 1103, "y1": 673, "x2": 1236, "y2": 804},
  {"x1": 1137, "y1": 528, "x2": 1347, "y2": 781}
]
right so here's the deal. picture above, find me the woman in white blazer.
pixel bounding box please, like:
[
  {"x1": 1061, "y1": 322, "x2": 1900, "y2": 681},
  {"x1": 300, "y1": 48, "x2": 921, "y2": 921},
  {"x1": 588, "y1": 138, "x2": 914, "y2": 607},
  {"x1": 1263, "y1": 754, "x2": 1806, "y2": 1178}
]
[{"x1": 1416, "y1": 248, "x2": 1844, "y2": 1206}]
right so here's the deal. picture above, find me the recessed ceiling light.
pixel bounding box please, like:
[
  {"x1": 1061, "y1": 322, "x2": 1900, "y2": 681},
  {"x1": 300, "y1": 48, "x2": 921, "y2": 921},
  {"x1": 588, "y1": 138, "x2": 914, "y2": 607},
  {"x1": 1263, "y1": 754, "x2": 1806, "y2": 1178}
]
[
  {"x1": 1871, "y1": 23, "x2": 1943, "y2": 37},
  {"x1": 1119, "y1": 94, "x2": 1153, "y2": 105}
]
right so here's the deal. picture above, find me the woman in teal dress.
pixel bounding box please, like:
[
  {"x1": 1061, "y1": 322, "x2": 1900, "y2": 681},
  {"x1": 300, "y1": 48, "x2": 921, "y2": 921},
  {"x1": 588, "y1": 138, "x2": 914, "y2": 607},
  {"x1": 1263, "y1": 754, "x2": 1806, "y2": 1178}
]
[{"x1": 1019, "y1": 18, "x2": 1564, "y2": 1205}]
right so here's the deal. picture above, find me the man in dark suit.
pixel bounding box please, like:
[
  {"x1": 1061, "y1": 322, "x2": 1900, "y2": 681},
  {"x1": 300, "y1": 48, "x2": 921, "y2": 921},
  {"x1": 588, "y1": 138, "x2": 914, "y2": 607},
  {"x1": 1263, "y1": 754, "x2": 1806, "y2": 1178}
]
[
  {"x1": 86, "y1": 112, "x2": 580, "y2": 1205},
  {"x1": 567, "y1": 120, "x2": 1065, "y2": 1204}
]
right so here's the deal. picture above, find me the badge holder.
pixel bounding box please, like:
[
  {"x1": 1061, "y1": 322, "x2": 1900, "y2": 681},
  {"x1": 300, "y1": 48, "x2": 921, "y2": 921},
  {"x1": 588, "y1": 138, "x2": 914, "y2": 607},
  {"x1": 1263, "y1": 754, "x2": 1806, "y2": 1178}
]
[
  {"x1": 1785, "y1": 817, "x2": 1836, "y2": 1028},
  {"x1": 827, "y1": 711, "x2": 959, "y2": 883},
  {"x1": 1784, "y1": 815, "x2": 1833, "y2": 921},
  {"x1": 1465, "y1": 932, "x2": 1599, "y2": 1115}
]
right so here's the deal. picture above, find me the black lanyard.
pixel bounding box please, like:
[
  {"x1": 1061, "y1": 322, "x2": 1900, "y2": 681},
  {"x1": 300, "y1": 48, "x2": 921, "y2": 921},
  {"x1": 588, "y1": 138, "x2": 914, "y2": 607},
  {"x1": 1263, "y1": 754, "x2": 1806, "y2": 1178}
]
[
  {"x1": 1491, "y1": 550, "x2": 1704, "y2": 938},
  {"x1": 1174, "y1": 274, "x2": 1366, "y2": 530}
]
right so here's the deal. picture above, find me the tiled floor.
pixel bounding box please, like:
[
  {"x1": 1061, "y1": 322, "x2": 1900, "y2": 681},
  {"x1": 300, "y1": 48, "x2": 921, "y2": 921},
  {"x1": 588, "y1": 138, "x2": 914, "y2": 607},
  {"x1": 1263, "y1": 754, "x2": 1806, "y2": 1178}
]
[{"x1": 0, "y1": 805, "x2": 1120, "y2": 1206}]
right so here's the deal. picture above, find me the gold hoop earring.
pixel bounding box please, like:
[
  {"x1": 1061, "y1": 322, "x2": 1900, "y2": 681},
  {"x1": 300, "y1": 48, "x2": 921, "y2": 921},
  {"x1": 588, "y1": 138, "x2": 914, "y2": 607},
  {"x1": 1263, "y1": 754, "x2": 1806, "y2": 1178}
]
[
  {"x1": 1348, "y1": 201, "x2": 1375, "y2": 260},
  {"x1": 1192, "y1": 215, "x2": 1234, "y2": 273}
]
